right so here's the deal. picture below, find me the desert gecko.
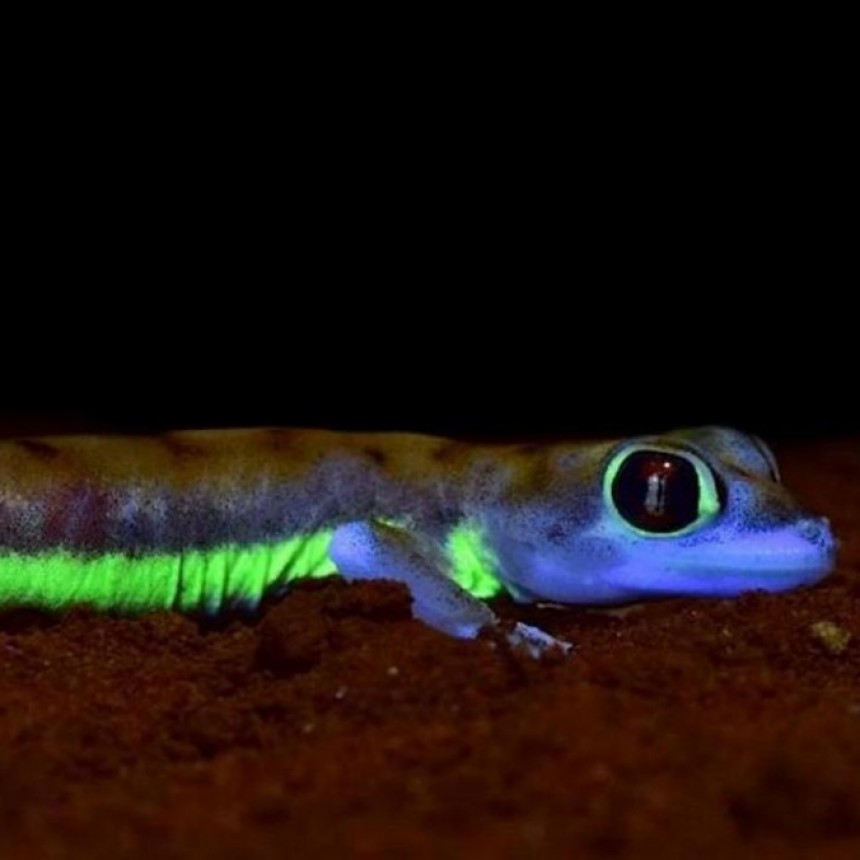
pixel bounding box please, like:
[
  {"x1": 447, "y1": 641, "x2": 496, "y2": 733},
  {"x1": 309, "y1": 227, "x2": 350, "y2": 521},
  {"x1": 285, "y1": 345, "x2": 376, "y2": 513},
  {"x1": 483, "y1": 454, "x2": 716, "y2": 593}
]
[{"x1": 0, "y1": 426, "x2": 837, "y2": 655}]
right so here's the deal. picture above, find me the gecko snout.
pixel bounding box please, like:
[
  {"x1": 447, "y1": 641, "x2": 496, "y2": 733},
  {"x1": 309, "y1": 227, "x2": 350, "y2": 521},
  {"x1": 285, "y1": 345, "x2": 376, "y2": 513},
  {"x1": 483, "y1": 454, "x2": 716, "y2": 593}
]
[{"x1": 797, "y1": 516, "x2": 836, "y2": 549}]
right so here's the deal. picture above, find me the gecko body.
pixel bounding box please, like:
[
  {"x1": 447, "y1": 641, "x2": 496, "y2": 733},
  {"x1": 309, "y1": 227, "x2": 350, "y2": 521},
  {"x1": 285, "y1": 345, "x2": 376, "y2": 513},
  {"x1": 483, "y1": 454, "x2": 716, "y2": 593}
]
[{"x1": 0, "y1": 426, "x2": 837, "y2": 654}]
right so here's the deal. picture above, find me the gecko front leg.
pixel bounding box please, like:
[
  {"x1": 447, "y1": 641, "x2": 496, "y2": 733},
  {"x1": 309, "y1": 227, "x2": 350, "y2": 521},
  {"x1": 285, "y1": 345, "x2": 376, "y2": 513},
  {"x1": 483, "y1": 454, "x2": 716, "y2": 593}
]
[{"x1": 330, "y1": 521, "x2": 572, "y2": 658}]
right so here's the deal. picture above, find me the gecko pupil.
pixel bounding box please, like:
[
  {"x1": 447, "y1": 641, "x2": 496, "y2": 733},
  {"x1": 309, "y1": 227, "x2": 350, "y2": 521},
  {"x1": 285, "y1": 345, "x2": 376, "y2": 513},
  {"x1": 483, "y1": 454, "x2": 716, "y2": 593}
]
[{"x1": 612, "y1": 451, "x2": 700, "y2": 533}]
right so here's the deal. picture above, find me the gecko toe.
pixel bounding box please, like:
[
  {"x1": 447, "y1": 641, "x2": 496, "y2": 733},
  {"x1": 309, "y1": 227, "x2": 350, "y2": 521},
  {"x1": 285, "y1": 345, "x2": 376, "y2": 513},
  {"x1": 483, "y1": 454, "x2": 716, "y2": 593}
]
[{"x1": 505, "y1": 621, "x2": 573, "y2": 659}]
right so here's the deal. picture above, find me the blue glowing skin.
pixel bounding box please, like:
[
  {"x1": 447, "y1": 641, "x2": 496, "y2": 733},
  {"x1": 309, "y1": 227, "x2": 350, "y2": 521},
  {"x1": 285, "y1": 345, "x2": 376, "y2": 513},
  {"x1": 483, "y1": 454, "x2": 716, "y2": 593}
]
[{"x1": 0, "y1": 426, "x2": 838, "y2": 657}]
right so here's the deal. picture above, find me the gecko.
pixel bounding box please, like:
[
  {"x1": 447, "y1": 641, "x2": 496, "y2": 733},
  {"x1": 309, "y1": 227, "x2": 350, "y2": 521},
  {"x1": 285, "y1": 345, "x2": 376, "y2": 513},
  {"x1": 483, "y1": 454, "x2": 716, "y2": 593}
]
[{"x1": 0, "y1": 426, "x2": 837, "y2": 656}]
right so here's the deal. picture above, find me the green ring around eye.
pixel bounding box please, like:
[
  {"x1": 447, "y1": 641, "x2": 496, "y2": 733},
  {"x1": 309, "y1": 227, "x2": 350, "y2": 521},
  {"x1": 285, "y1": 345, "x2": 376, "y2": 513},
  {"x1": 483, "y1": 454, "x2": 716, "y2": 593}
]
[{"x1": 602, "y1": 444, "x2": 722, "y2": 538}]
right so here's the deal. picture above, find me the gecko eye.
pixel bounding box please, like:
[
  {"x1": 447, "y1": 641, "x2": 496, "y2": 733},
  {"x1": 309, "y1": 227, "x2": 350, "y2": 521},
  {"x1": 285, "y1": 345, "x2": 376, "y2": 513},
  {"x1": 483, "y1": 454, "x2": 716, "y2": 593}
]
[{"x1": 605, "y1": 447, "x2": 722, "y2": 536}]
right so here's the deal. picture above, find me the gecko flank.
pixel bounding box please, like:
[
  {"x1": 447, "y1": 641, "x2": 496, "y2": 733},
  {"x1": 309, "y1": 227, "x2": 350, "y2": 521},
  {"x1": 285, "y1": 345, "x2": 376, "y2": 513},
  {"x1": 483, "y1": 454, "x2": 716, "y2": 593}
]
[{"x1": 0, "y1": 427, "x2": 837, "y2": 656}]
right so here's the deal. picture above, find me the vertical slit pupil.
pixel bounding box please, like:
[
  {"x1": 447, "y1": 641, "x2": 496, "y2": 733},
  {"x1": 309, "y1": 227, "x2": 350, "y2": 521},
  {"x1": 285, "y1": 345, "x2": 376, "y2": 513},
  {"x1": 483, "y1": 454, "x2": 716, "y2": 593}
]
[{"x1": 612, "y1": 451, "x2": 700, "y2": 533}]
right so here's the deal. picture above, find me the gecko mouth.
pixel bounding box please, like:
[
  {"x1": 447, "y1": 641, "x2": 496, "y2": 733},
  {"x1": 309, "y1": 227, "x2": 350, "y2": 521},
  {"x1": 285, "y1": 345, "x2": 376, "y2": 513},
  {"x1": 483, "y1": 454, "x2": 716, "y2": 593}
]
[
  {"x1": 606, "y1": 518, "x2": 838, "y2": 599},
  {"x1": 660, "y1": 520, "x2": 837, "y2": 595}
]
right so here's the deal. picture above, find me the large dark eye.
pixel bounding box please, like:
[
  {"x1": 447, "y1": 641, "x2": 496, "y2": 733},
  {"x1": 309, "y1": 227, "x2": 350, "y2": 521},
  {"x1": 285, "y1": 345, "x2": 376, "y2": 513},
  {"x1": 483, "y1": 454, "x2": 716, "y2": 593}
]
[{"x1": 606, "y1": 449, "x2": 720, "y2": 535}]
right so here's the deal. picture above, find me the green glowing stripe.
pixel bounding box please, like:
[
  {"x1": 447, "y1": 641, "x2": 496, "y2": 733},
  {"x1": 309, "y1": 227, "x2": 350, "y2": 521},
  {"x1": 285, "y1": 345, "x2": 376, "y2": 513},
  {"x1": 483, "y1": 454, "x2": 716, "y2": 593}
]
[
  {"x1": 0, "y1": 531, "x2": 336, "y2": 614},
  {"x1": 0, "y1": 525, "x2": 504, "y2": 613},
  {"x1": 445, "y1": 523, "x2": 503, "y2": 598}
]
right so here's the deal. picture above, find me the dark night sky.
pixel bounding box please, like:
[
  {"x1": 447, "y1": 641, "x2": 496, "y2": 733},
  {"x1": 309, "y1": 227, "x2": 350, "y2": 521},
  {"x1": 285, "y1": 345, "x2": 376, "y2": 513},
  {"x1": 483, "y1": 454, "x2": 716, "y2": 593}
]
[
  {"x1": 7, "y1": 125, "x2": 852, "y2": 441},
  {"x1": 5, "y1": 287, "x2": 853, "y2": 440},
  {"x1": 7, "y1": 61, "x2": 853, "y2": 444}
]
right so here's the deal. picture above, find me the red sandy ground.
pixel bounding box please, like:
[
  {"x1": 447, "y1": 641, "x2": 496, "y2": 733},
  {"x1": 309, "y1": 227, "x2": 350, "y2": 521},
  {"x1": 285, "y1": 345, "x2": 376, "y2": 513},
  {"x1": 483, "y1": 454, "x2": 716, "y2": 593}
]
[{"x1": 0, "y1": 436, "x2": 857, "y2": 860}]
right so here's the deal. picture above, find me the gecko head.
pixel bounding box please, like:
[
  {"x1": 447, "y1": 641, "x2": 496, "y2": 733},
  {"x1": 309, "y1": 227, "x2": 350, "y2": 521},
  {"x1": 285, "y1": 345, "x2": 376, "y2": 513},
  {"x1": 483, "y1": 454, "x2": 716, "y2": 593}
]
[{"x1": 494, "y1": 427, "x2": 837, "y2": 605}]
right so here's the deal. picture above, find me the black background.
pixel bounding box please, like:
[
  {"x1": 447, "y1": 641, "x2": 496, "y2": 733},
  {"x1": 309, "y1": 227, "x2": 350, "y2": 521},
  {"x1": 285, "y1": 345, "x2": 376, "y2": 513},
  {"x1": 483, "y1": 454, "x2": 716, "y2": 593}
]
[
  {"x1": 5, "y1": 115, "x2": 853, "y2": 442},
  {"x1": 4, "y1": 268, "x2": 853, "y2": 441}
]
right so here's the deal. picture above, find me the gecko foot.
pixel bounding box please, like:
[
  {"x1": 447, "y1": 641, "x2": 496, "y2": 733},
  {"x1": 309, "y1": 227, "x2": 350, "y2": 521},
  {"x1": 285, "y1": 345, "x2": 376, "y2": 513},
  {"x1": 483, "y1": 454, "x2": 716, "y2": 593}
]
[{"x1": 503, "y1": 621, "x2": 573, "y2": 659}]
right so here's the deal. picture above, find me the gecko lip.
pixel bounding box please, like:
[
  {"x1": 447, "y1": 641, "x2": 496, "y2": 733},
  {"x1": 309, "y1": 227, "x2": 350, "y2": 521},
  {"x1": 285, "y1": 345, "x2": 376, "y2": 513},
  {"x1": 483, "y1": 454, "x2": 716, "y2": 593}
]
[
  {"x1": 601, "y1": 517, "x2": 837, "y2": 600},
  {"x1": 663, "y1": 518, "x2": 837, "y2": 594}
]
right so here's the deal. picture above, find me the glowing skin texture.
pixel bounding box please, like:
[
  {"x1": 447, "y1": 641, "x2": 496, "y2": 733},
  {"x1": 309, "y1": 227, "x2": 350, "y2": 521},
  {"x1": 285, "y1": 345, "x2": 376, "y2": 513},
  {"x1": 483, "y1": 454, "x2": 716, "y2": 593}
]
[{"x1": 0, "y1": 427, "x2": 837, "y2": 655}]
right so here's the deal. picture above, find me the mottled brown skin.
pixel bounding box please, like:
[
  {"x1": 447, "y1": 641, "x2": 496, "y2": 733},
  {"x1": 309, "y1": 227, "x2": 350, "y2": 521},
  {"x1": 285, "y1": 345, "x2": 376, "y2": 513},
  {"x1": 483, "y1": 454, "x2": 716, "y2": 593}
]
[
  {"x1": 0, "y1": 428, "x2": 581, "y2": 556},
  {"x1": 0, "y1": 429, "x2": 463, "y2": 492}
]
